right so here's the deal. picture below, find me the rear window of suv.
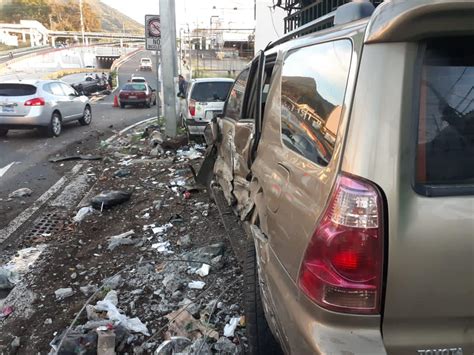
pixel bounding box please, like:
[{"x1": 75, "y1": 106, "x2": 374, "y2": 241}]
[
  {"x1": 191, "y1": 82, "x2": 232, "y2": 102},
  {"x1": 0, "y1": 84, "x2": 36, "y2": 96},
  {"x1": 415, "y1": 38, "x2": 474, "y2": 196},
  {"x1": 123, "y1": 84, "x2": 146, "y2": 91}
]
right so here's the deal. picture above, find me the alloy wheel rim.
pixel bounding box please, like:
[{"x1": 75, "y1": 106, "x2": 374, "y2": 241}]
[
  {"x1": 53, "y1": 116, "x2": 61, "y2": 135},
  {"x1": 84, "y1": 108, "x2": 91, "y2": 123}
]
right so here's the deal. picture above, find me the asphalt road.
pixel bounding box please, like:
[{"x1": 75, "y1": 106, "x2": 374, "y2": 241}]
[{"x1": 0, "y1": 49, "x2": 160, "y2": 228}]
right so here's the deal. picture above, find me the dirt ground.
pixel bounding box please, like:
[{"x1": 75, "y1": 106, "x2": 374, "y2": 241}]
[{"x1": 0, "y1": 121, "x2": 246, "y2": 354}]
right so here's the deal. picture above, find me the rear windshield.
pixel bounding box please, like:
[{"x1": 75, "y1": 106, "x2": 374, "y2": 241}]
[
  {"x1": 416, "y1": 38, "x2": 474, "y2": 195},
  {"x1": 123, "y1": 83, "x2": 146, "y2": 91},
  {"x1": 132, "y1": 79, "x2": 146, "y2": 83},
  {"x1": 191, "y1": 82, "x2": 232, "y2": 102},
  {"x1": 0, "y1": 84, "x2": 36, "y2": 97},
  {"x1": 141, "y1": 59, "x2": 151, "y2": 63}
]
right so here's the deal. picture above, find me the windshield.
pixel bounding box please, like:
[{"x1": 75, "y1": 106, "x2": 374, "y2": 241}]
[
  {"x1": 191, "y1": 82, "x2": 232, "y2": 102},
  {"x1": 141, "y1": 59, "x2": 151, "y2": 63},
  {"x1": 123, "y1": 83, "x2": 147, "y2": 91},
  {"x1": 0, "y1": 83, "x2": 37, "y2": 96},
  {"x1": 416, "y1": 37, "x2": 474, "y2": 194}
]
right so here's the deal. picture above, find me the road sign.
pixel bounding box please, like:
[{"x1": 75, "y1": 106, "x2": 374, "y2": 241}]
[{"x1": 145, "y1": 15, "x2": 161, "y2": 51}]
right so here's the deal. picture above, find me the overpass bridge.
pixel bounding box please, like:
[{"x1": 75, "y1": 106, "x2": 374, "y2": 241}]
[{"x1": 0, "y1": 20, "x2": 145, "y2": 48}]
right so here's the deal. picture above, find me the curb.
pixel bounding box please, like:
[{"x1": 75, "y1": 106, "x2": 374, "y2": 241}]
[{"x1": 105, "y1": 116, "x2": 159, "y2": 143}]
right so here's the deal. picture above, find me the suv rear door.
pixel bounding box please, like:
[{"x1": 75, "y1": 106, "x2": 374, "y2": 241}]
[{"x1": 0, "y1": 83, "x2": 37, "y2": 117}]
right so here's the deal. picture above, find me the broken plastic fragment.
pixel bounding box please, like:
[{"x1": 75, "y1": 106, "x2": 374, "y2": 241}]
[
  {"x1": 195, "y1": 264, "x2": 210, "y2": 277},
  {"x1": 223, "y1": 317, "x2": 241, "y2": 337},
  {"x1": 188, "y1": 281, "x2": 205, "y2": 290},
  {"x1": 73, "y1": 206, "x2": 94, "y2": 223}
]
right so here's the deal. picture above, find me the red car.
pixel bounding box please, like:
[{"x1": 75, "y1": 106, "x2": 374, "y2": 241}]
[{"x1": 119, "y1": 83, "x2": 156, "y2": 108}]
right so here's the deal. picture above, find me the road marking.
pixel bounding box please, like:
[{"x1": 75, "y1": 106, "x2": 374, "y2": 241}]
[
  {"x1": 0, "y1": 162, "x2": 17, "y2": 178},
  {"x1": 0, "y1": 163, "x2": 83, "y2": 244}
]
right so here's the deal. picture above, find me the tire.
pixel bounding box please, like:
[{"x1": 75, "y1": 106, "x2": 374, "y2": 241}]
[
  {"x1": 43, "y1": 112, "x2": 62, "y2": 137},
  {"x1": 0, "y1": 128, "x2": 8, "y2": 137},
  {"x1": 78, "y1": 105, "x2": 92, "y2": 126},
  {"x1": 153, "y1": 97, "x2": 157, "y2": 106},
  {"x1": 120, "y1": 102, "x2": 125, "y2": 109},
  {"x1": 245, "y1": 236, "x2": 283, "y2": 355}
]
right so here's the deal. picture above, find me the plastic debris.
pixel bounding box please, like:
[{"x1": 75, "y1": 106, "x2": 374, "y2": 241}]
[
  {"x1": 90, "y1": 190, "x2": 132, "y2": 210},
  {"x1": 150, "y1": 223, "x2": 173, "y2": 235},
  {"x1": 165, "y1": 308, "x2": 219, "y2": 340},
  {"x1": 195, "y1": 264, "x2": 210, "y2": 277},
  {"x1": 94, "y1": 291, "x2": 149, "y2": 336},
  {"x1": 73, "y1": 206, "x2": 94, "y2": 223},
  {"x1": 188, "y1": 281, "x2": 206, "y2": 290},
  {"x1": 107, "y1": 230, "x2": 136, "y2": 251},
  {"x1": 223, "y1": 317, "x2": 241, "y2": 337},
  {"x1": 155, "y1": 336, "x2": 191, "y2": 355},
  {"x1": 0, "y1": 268, "x2": 18, "y2": 290},
  {"x1": 152, "y1": 241, "x2": 173, "y2": 254},
  {"x1": 8, "y1": 188, "x2": 32, "y2": 198},
  {"x1": 55, "y1": 287, "x2": 74, "y2": 300},
  {"x1": 114, "y1": 168, "x2": 131, "y2": 178},
  {"x1": 1, "y1": 305, "x2": 14, "y2": 318},
  {"x1": 177, "y1": 147, "x2": 202, "y2": 160}
]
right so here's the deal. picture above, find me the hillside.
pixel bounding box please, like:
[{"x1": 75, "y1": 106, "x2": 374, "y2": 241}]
[{"x1": 87, "y1": 0, "x2": 144, "y2": 34}]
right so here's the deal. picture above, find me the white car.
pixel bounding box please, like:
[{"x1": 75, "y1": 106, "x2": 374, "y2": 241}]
[
  {"x1": 182, "y1": 78, "x2": 234, "y2": 140},
  {"x1": 130, "y1": 76, "x2": 147, "y2": 84},
  {"x1": 139, "y1": 58, "x2": 152, "y2": 71}
]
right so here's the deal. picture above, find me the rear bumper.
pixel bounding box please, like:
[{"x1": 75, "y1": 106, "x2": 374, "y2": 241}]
[
  {"x1": 0, "y1": 108, "x2": 50, "y2": 128},
  {"x1": 140, "y1": 66, "x2": 152, "y2": 71},
  {"x1": 185, "y1": 119, "x2": 208, "y2": 135},
  {"x1": 120, "y1": 98, "x2": 148, "y2": 104},
  {"x1": 259, "y1": 240, "x2": 386, "y2": 354}
]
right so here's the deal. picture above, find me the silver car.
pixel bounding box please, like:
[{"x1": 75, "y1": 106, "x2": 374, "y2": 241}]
[{"x1": 0, "y1": 80, "x2": 92, "y2": 137}]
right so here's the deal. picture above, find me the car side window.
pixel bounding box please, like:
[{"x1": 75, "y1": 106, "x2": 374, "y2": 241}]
[
  {"x1": 225, "y1": 68, "x2": 250, "y2": 120},
  {"x1": 50, "y1": 82, "x2": 65, "y2": 96},
  {"x1": 280, "y1": 40, "x2": 352, "y2": 167},
  {"x1": 60, "y1": 83, "x2": 76, "y2": 96}
]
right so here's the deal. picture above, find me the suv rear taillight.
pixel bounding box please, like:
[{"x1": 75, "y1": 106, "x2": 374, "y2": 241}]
[
  {"x1": 24, "y1": 97, "x2": 45, "y2": 106},
  {"x1": 299, "y1": 174, "x2": 384, "y2": 314},
  {"x1": 189, "y1": 99, "x2": 196, "y2": 116}
]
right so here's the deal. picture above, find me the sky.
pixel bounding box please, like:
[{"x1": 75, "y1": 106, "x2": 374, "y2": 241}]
[{"x1": 100, "y1": 0, "x2": 256, "y2": 30}]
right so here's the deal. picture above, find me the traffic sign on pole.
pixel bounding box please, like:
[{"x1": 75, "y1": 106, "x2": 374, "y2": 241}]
[{"x1": 145, "y1": 15, "x2": 161, "y2": 51}]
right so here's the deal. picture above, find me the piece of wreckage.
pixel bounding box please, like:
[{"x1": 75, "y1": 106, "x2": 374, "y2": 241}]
[{"x1": 196, "y1": 117, "x2": 254, "y2": 221}]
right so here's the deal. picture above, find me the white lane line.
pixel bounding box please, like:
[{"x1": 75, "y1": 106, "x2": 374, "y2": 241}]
[
  {"x1": 0, "y1": 163, "x2": 83, "y2": 244},
  {"x1": 0, "y1": 162, "x2": 17, "y2": 178}
]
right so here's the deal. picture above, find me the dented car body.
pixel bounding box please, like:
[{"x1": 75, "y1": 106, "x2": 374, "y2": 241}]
[{"x1": 201, "y1": 1, "x2": 474, "y2": 354}]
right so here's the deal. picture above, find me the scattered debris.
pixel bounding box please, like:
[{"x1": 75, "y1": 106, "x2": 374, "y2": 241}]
[
  {"x1": 114, "y1": 168, "x2": 131, "y2": 178},
  {"x1": 49, "y1": 155, "x2": 102, "y2": 163},
  {"x1": 55, "y1": 287, "x2": 75, "y2": 300},
  {"x1": 196, "y1": 263, "x2": 211, "y2": 277},
  {"x1": 188, "y1": 281, "x2": 206, "y2": 290},
  {"x1": 90, "y1": 190, "x2": 132, "y2": 210},
  {"x1": 223, "y1": 317, "x2": 241, "y2": 337},
  {"x1": 107, "y1": 230, "x2": 136, "y2": 251},
  {"x1": 73, "y1": 206, "x2": 95, "y2": 223},
  {"x1": 165, "y1": 308, "x2": 219, "y2": 340},
  {"x1": 155, "y1": 336, "x2": 191, "y2": 355},
  {"x1": 8, "y1": 187, "x2": 32, "y2": 198}
]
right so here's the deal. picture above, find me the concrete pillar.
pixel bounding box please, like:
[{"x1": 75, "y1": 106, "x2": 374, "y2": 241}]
[
  {"x1": 22, "y1": 31, "x2": 26, "y2": 43},
  {"x1": 85, "y1": 37, "x2": 89, "y2": 46},
  {"x1": 120, "y1": 38, "x2": 123, "y2": 48},
  {"x1": 51, "y1": 36, "x2": 56, "y2": 47},
  {"x1": 29, "y1": 29, "x2": 34, "y2": 47}
]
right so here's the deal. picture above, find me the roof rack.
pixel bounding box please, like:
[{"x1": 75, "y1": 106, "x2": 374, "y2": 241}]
[{"x1": 267, "y1": 1, "x2": 376, "y2": 50}]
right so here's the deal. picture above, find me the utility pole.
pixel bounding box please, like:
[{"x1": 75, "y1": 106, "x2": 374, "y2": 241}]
[
  {"x1": 159, "y1": 0, "x2": 178, "y2": 137},
  {"x1": 79, "y1": 0, "x2": 85, "y2": 45}
]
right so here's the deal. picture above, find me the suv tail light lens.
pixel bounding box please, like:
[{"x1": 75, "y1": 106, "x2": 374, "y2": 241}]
[
  {"x1": 189, "y1": 99, "x2": 196, "y2": 116},
  {"x1": 299, "y1": 174, "x2": 384, "y2": 314},
  {"x1": 24, "y1": 97, "x2": 45, "y2": 106}
]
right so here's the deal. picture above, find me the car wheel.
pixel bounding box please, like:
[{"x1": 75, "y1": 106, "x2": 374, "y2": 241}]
[
  {"x1": 78, "y1": 105, "x2": 92, "y2": 126},
  {"x1": 245, "y1": 235, "x2": 283, "y2": 355},
  {"x1": 0, "y1": 128, "x2": 8, "y2": 137},
  {"x1": 120, "y1": 102, "x2": 125, "y2": 109},
  {"x1": 153, "y1": 97, "x2": 157, "y2": 106},
  {"x1": 44, "y1": 112, "x2": 62, "y2": 137}
]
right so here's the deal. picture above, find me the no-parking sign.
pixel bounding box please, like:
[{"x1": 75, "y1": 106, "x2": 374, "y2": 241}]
[{"x1": 145, "y1": 15, "x2": 161, "y2": 50}]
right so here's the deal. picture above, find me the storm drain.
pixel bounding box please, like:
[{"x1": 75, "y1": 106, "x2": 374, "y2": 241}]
[{"x1": 26, "y1": 212, "x2": 66, "y2": 239}]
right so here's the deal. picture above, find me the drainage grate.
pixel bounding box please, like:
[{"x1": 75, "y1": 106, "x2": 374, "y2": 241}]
[{"x1": 26, "y1": 212, "x2": 65, "y2": 239}]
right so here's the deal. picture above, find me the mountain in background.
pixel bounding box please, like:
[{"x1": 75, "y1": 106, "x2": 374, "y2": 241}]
[
  {"x1": 0, "y1": 0, "x2": 143, "y2": 34},
  {"x1": 86, "y1": 0, "x2": 143, "y2": 34}
]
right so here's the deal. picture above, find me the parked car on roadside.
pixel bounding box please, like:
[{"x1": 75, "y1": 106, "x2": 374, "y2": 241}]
[
  {"x1": 0, "y1": 80, "x2": 91, "y2": 137},
  {"x1": 181, "y1": 78, "x2": 233, "y2": 140},
  {"x1": 118, "y1": 83, "x2": 156, "y2": 108},
  {"x1": 139, "y1": 57, "x2": 152, "y2": 71},
  {"x1": 199, "y1": 1, "x2": 474, "y2": 355}
]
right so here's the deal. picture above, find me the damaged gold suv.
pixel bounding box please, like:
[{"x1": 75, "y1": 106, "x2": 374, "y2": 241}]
[{"x1": 199, "y1": 1, "x2": 474, "y2": 354}]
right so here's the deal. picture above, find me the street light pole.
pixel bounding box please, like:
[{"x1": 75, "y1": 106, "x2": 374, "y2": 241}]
[{"x1": 79, "y1": 0, "x2": 85, "y2": 45}]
